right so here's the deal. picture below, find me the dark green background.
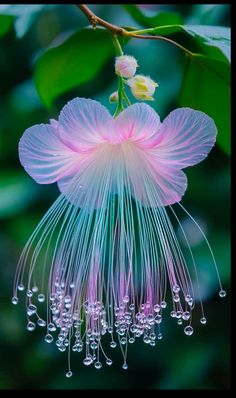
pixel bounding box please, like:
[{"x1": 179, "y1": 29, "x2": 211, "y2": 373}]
[{"x1": 0, "y1": 4, "x2": 230, "y2": 390}]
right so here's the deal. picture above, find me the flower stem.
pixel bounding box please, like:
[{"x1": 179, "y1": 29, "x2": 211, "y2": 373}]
[
  {"x1": 112, "y1": 34, "x2": 123, "y2": 56},
  {"x1": 112, "y1": 35, "x2": 127, "y2": 117}
]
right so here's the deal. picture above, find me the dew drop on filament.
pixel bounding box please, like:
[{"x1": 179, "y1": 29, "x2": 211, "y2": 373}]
[
  {"x1": 219, "y1": 290, "x2": 226, "y2": 298},
  {"x1": 184, "y1": 325, "x2": 194, "y2": 336},
  {"x1": 11, "y1": 296, "x2": 18, "y2": 305}
]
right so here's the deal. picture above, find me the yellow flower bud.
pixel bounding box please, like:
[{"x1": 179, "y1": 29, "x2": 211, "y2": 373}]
[{"x1": 127, "y1": 75, "x2": 158, "y2": 101}]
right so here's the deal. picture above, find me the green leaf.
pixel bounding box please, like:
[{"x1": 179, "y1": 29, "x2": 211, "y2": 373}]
[
  {"x1": 0, "y1": 4, "x2": 57, "y2": 37},
  {"x1": 123, "y1": 4, "x2": 183, "y2": 28},
  {"x1": 0, "y1": 15, "x2": 13, "y2": 37},
  {"x1": 149, "y1": 24, "x2": 230, "y2": 62},
  {"x1": 140, "y1": 24, "x2": 230, "y2": 154},
  {"x1": 179, "y1": 54, "x2": 230, "y2": 155},
  {"x1": 34, "y1": 28, "x2": 116, "y2": 108},
  {"x1": 181, "y1": 25, "x2": 230, "y2": 62}
]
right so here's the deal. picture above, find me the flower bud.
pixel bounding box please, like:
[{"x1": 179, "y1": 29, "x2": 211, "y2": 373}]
[
  {"x1": 109, "y1": 91, "x2": 118, "y2": 103},
  {"x1": 115, "y1": 55, "x2": 138, "y2": 78},
  {"x1": 127, "y1": 75, "x2": 158, "y2": 101}
]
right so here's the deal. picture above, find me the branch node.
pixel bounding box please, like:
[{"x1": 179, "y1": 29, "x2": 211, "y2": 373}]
[{"x1": 90, "y1": 15, "x2": 98, "y2": 29}]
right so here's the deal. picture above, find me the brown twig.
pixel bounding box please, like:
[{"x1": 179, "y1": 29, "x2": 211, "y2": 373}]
[
  {"x1": 76, "y1": 4, "x2": 193, "y2": 57},
  {"x1": 76, "y1": 4, "x2": 125, "y2": 35}
]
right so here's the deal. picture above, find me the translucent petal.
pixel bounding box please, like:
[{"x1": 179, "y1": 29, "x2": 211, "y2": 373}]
[
  {"x1": 111, "y1": 103, "x2": 161, "y2": 144},
  {"x1": 154, "y1": 108, "x2": 217, "y2": 168},
  {"x1": 126, "y1": 154, "x2": 188, "y2": 206},
  {"x1": 19, "y1": 124, "x2": 81, "y2": 184},
  {"x1": 58, "y1": 97, "x2": 112, "y2": 150}
]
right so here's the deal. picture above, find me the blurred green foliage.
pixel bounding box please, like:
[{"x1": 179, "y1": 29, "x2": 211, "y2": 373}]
[
  {"x1": 0, "y1": 4, "x2": 230, "y2": 390},
  {"x1": 35, "y1": 28, "x2": 117, "y2": 107}
]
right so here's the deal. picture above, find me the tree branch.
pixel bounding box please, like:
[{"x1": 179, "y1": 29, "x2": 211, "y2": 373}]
[
  {"x1": 76, "y1": 4, "x2": 125, "y2": 35},
  {"x1": 76, "y1": 4, "x2": 193, "y2": 57}
]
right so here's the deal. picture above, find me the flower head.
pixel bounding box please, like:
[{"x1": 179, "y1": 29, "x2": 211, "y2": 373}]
[
  {"x1": 115, "y1": 55, "x2": 138, "y2": 78},
  {"x1": 13, "y1": 97, "x2": 225, "y2": 374},
  {"x1": 127, "y1": 75, "x2": 158, "y2": 100}
]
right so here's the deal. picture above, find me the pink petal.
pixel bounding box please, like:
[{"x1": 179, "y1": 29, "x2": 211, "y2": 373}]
[
  {"x1": 58, "y1": 97, "x2": 112, "y2": 151},
  {"x1": 57, "y1": 174, "x2": 86, "y2": 207},
  {"x1": 154, "y1": 108, "x2": 217, "y2": 168},
  {"x1": 57, "y1": 172, "x2": 104, "y2": 209},
  {"x1": 19, "y1": 124, "x2": 82, "y2": 184},
  {"x1": 110, "y1": 103, "x2": 161, "y2": 144},
  {"x1": 127, "y1": 155, "x2": 188, "y2": 206}
]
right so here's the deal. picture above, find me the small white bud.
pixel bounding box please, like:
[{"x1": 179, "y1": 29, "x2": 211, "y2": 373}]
[
  {"x1": 127, "y1": 75, "x2": 158, "y2": 101},
  {"x1": 109, "y1": 91, "x2": 118, "y2": 103},
  {"x1": 115, "y1": 55, "x2": 138, "y2": 78}
]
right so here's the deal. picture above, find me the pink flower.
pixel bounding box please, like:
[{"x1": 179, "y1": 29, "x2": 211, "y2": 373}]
[
  {"x1": 19, "y1": 97, "x2": 217, "y2": 209},
  {"x1": 14, "y1": 97, "x2": 224, "y2": 374}
]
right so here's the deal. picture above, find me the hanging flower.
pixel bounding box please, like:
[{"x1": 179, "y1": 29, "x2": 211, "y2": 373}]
[{"x1": 13, "y1": 97, "x2": 225, "y2": 375}]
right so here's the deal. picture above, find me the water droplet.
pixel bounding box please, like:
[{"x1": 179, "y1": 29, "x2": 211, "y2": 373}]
[
  {"x1": 66, "y1": 371, "x2": 73, "y2": 378},
  {"x1": 90, "y1": 342, "x2": 98, "y2": 350},
  {"x1": 48, "y1": 322, "x2": 56, "y2": 332},
  {"x1": 37, "y1": 318, "x2": 46, "y2": 327},
  {"x1": 27, "y1": 289, "x2": 33, "y2": 297},
  {"x1": 106, "y1": 359, "x2": 112, "y2": 366},
  {"x1": 129, "y1": 337, "x2": 135, "y2": 343},
  {"x1": 173, "y1": 284, "x2": 180, "y2": 293},
  {"x1": 123, "y1": 295, "x2": 129, "y2": 303},
  {"x1": 110, "y1": 341, "x2": 117, "y2": 348},
  {"x1": 49, "y1": 293, "x2": 56, "y2": 301},
  {"x1": 143, "y1": 335, "x2": 150, "y2": 344},
  {"x1": 182, "y1": 311, "x2": 191, "y2": 321},
  {"x1": 45, "y1": 334, "x2": 53, "y2": 343},
  {"x1": 157, "y1": 333, "x2": 162, "y2": 340},
  {"x1": 154, "y1": 304, "x2": 161, "y2": 312},
  {"x1": 27, "y1": 321, "x2": 36, "y2": 331},
  {"x1": 184, "y1": 325, "x2": 194, "y2": 336},
  {"x1": 173, "y1": 294, "x2": 180, "y2": 303},
  {"x1": 94, "y1": 361, "x2": 102, "y2": 369},
  {"x1": 11, "y1": 296, "x2": 18, "y2": 305},
  {"x1": 177, "y1": 319, "x2": 182, "y2": 325},
  {"x1": 32, "y1": 286, "x2": 38, "y2": 293},
  {"x1": 187, "y1": 298, "x2": 193, "y2": 307},
  {"x1": 120, "y1": 337, "x2": 127, "y2": 345},
  {"x1": 185, "y1": 294, "x2": 192, "y2": 302},
  {"x1": 219, "y1": 290, "x2": 226, "y2": 298},
  {"x1": 38, "y1": 294, "x2": 45, "y2": 302},
  {"x1": 160, "y1": 301, "x2": 167, "y2": 308},
  {"x1": 83, "y1": 357, "x2": 93, "y2": 366},
  {"x1": 122, "y1": 364, "x2": 128, "y2": 370},
  {"x1": 150, "y1": 340, "x2": 156, "y2": 346},
  {"x1": 150, "y1": 332, "x2": 156, "y2": 340},
  {"x1": 200, "y1": 317, "x2": 207, "y2": 324},
  {"x1": 64, "y1": 295, "x2": 71, "y2": 304},
  {"x1": 17, "y1": 284, "x2": 25, "y2": 291},
  {"x1": 27, "y1": 304, "x2": 37, "y2": 316}
]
